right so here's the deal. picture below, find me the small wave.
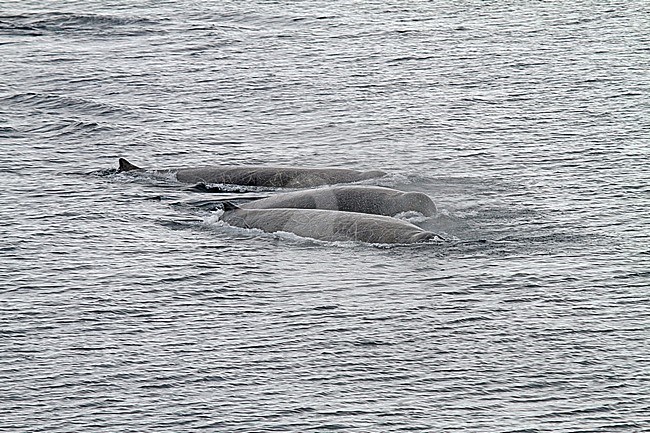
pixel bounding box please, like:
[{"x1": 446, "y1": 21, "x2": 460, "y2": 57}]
[
  {"x1": 2, "y1": 92, "x2": 127, "y2": 117},
  {"x1": 395, "y1": 210, "x2": 430, "y2": 224},
  {"x1": 86, "y1": 167, "x2": 119, "y2": 177},
  {"x1": 189, "y1": 182, "x2": 278, "y2": 194},
  {"x1": 387, "y1": 55, "x2": 436, "y2": 64},
  {"x1": 0, "y1": 11, "x2": 163, "y2": 37},
  {"x1": 0, "y1": 125, "x2": 19, "y2": 136},
  {"x1": 24, "y1": 119, "x2": 113, "y2": 138}
]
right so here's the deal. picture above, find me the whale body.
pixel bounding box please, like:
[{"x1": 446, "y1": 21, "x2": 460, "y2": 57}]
[
  {"x1": 118, "y1": 158, "x2": 385, "y2": 187},
  {"x1": 220, "y1": 206, "x2": 442, "y2": 244},
  {"x1": 240, "y1": 185, "x2": 436, "y2": 216}
]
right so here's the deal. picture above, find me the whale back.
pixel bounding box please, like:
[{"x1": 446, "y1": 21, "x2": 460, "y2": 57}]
[
  {"x1": 221, "y1": 207, "x2": 440, "y2": 244},
  {"x1": 241, "y1": 186, "x2": 436, "y2": 216},
  {"x1": 175, "y1": 166, "x2": 385, "y2": 187},
  {"x1": 117, "y1": 158, "x2": 385, "y2": 187}
]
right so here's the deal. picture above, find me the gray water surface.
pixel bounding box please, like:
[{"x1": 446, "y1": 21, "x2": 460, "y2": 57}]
[{"x1": 1, "y1": 1, "x2": 649, "y2": 431}]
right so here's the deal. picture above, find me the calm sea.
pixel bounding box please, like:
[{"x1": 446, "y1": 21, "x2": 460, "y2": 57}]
[{"x1": 1, "y1": 1, "x2": 649, "y2": 431}]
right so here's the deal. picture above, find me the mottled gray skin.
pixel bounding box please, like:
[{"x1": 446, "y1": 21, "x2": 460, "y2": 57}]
[
  {"x1": 176, "y1": 166, "x2": 386, "y2": 187},
  {"x1": 118, "y1": 158, "x2": 385, "y2": 187},
  {"x1": 221, "y1": 207, "x2": 442, "y2": 244},
  {"x1": 241, "y1": 186, "x2": 436, "y2": 216}
]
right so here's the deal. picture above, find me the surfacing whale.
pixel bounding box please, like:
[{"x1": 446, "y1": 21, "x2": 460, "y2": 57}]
[
  {"x1": 220, "y1": 204, "x2": 442, "y2": 244},
  {"x1": 240, "y1": 185, "x2": 437, "y2": 216},
  {"x1": 118, "y1": 158, "x2": 386, "y2": 188}
]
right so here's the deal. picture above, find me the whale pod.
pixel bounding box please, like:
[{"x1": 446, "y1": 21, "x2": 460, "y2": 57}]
[
  {"x1": 118, "y1": 158, "x2": 385, "y2": 187},
  {"x1": 240, "y1": 185, "x2": 436, "y2": 216},
  {"x1": 220, "y1": 206, "x2": 442, "y2": 244}
]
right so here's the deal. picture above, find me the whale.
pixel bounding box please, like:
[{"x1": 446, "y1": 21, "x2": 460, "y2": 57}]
[
  {"x1": 219, "y1": 204, "x2": 443, "y2": 244},
  {"x1": 118, "y1": 158, "x2": 386, "y2": 188},
  {"x1": 239, "y1": 185, "x2": 436, "y2": 216}
]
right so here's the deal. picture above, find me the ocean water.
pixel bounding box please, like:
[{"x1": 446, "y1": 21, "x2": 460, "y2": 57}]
[{"x1": 1, "y1": 1, "x2": 649, "y2": 431}]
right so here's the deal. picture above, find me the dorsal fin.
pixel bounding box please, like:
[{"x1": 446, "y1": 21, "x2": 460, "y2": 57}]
[
  {"x1": 118, "y1": 158, "x2": 141, "y2": 172},
  {"x1": 221, "y1": 201, "x2": 241, "y2": 212}
]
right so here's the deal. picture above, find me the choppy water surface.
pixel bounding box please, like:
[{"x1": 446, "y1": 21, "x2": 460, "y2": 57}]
[{"x1": 1, "y1": 1, "x2": 649, "y2": 431}]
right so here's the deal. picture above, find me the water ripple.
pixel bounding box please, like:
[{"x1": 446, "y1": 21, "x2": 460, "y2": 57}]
[{"x1": 1, "y1": 0, "x2": 649, "y2": 432}]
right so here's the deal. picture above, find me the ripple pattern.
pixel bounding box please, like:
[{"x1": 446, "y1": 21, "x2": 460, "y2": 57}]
[{"x1": 1, "y1": 0, "x2": 649, "y2": 432}]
